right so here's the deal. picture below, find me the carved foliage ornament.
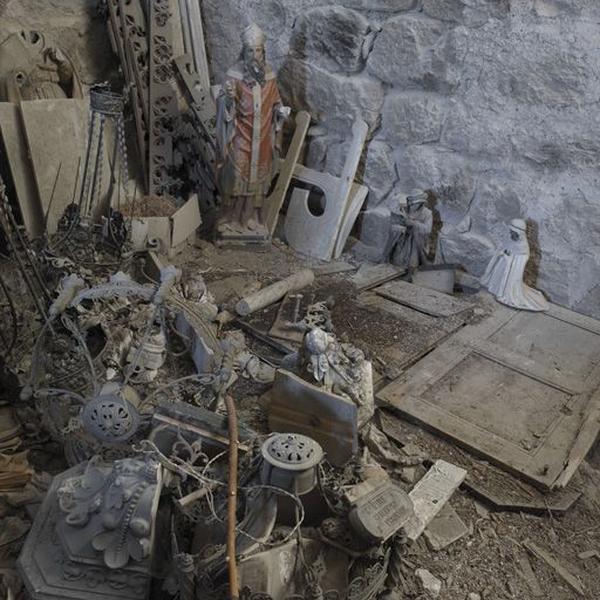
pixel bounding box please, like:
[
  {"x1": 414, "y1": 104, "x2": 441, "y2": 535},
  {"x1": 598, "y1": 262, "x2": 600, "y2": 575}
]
[{"x1": 57, "y1": 455, "x2": 162, "y2": 569}]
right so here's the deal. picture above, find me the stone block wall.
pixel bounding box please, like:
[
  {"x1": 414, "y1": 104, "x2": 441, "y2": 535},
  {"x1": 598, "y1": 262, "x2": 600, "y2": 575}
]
[
  {"x1": 203, "y1": 0, "x2": 600, "y2": 315},
  {"x1": 1, "y1": 0, "x2": 598, "y2": 314}
]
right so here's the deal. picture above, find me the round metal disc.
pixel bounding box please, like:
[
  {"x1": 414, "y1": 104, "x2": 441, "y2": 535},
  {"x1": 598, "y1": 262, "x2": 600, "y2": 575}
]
[{"x1": 81, "y1": 392, "x2": 139, "y2": 443}]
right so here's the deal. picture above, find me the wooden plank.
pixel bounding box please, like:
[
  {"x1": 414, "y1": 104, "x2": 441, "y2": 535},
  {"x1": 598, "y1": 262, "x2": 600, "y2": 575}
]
[
  {"x1": 375, "y1": 279, "x2": 473, "y2": 317},
  {"x1": 375, "y1": 305, "x2": 513, "y2": 395},
  {"x1": 378, "y1": 340, "x2": 472, "y2": 399},
  {"x1": 265, "y1": 110, "x2": 310, "y2": 235},
  {"x1": 487, "y1": 309, "x2": 600, "y2": 385},
  {"x1": 518, "y1": 554, "x2": 544, "y2": 597},
  {"x1": 382, "y1": 381, "x2": 582, "y2": 490},
  {"x1": 379, "y1": 302, "x2": 600, "y2": 490},
  {"x1": 553, "y1": 386, "x2": 600, "y2": 489},
  {"x1": 312, "y1": 261, "x2": 357, "y2": 276},
  {"x1": 404, "y1": 459, "x2": 467, "y2": 541},
  {"x1": 463, "y1": 478, "x2": 581, "y2": 514},
  {"x1": 334, "y1": 182, "x2": 368, "y2": 258},
  {"x1": 469, "y1": 338, "x2": 584, "y2": 394},
  {"x1": 0, "y1": 103, "x2": 42, "y2": 237},
  {"x1": 20, "y1": 99, "x2": 88, "y2": 234},
  {"x1": 379, "y1": 407, "x2": 583, "y2": 514},
  {"x1": 171, "y1": 193, "x2": 201, "y2": 247},
  {"x1": 351, "y1": 264, "x2": 405, "y2": 291},
  {"x1": 268, "y1": 369, "x2": 358, "y2": 466},
  {"x1": 186, "y1": 0, "x2": 212, "y2": 91},
  {"x1": 524, "y1": 540, "x2": 585, "y2": 596},
  {"x1": 325, "y1": 119, "x2": 368, "y2": 259},
  {"x1": 267, "y1": 293, "x2": 305, "y2": 346},
  {"x1": 359, "y1": 292, "x2": 453, "y2": 329},
  {"x1": 548, "y1": 303, "x2": 600, "y2": 336},
  {"x1": 106, "y1": 2, "x2": 128, "y2": 76}
]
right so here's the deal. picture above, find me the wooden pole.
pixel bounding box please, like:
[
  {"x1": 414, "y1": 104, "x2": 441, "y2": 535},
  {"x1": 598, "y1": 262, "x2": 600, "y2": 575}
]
[
  {"x1": 225, "y1": 394, "x2": 239, "y2": 600},
  {"x1": 235, "y1": 269, "x2": 314, "y2": 316}
]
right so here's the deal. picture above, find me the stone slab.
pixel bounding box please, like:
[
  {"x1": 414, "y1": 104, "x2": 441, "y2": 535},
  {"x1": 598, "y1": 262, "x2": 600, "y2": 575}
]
[
  {"x1": 171, "y1": 193, "x2": 201, "y2": 248},
  {"x1": 423, "y1": 503, "x2": 468, "y2": 551},
  {"x1": 404, "y1": 459, "x2": 467, "y2": 541},
  {"x1": 348, "y1": 479, "x2": 414, "y2": 544}
]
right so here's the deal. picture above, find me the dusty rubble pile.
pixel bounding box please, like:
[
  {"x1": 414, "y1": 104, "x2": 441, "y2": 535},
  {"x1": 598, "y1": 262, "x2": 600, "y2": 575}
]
[{"x1": 0, "y1": 249, "x2": 437, "y2": 600}]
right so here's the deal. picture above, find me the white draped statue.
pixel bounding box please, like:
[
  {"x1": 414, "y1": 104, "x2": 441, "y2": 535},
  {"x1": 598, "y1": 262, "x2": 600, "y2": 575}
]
[{"x1": 480, "y1": 219, "x2": 549, "y2": 312}]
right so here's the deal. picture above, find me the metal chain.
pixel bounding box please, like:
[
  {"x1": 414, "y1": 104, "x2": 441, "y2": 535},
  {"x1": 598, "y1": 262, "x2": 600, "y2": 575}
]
[
  {"x1": 89, "y1": 113, "x2": 106, "y2": 217},
  {"x1": 0, "y1": 175, "x2": 50, "y2": 319},
  {"x1": 116, "y1": 112, "x2": 129, "y2": 202}
]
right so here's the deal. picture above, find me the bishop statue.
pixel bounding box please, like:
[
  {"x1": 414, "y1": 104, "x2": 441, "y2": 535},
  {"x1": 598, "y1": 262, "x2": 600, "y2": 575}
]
[{"x1": 215, "y1": 23, "x2": 289, "y2": 238}]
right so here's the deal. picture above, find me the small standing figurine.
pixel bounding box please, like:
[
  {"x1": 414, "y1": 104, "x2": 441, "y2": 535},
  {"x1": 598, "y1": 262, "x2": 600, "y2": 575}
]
[
  {"x1": 215, "y1": 23, "x2": 290, "y2": 238},
  {"x1": 480, "y1": 218, "x2": 549, "y2": 311},
  {"x1": 391, "y1": 189, "x2": 433, "y2": 270}
]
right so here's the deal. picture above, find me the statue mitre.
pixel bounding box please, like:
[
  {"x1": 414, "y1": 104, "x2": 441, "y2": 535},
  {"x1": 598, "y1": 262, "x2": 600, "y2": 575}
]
[
  {"x1": 509, "y1": 218, "x2": 527, "y2": 233},
  {"x1": 242, "y1": 22, "x2": 266, "y2": 48}
]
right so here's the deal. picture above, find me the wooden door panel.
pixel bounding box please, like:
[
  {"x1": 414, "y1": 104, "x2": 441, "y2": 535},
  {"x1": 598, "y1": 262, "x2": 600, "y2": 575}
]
[{"x1": 377, "y1": 302, "x2": 600, "y2": 490}]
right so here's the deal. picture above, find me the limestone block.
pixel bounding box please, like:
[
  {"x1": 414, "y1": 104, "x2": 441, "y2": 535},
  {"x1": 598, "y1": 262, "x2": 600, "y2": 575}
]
[
  {"x1": 305, "y1": 135, "x2": 330, "y2": 171},
  {"x1": 292, "y1": 6, "x2": 369, "y2": 73},
  {"x1": 341, "y1": 0, "x2": 415, "y2": 11},
  {"x1": 436, "y1": 221, "x2": 495, "y2": 276},
  {"x1": 367, "y1": 15, "x2": 443, "y2": 86},
  {"x1": 367, "y1": 16, "x2": 466, "y2": 92},
  {"x1": 440, "y1": 100, "x2": 512, "y2": 158},
  {"x1": 533, "y1": 0, "x2": 585, "y2": 18},
  {"x1": 382, "y1": 92, "x2": 446, "y2": 145},
  {"x1": 511, "y1": 109, "x2": 600, "y2": 171},
  {"x1": 394, "y1": 146, "x2": 477, "y2": 224},
  {"x1": 279, "y1": 58, "x2": 384, "y2": 128},
  {"x1": 533, "y1": 173, "x2": 600, "y2": 307},
  {"x1": 354, "y1": 206, "x2": 394, "y2": 263},
  {"x1": 469, "y1": 179, "x2": 523, "y2": 246},
  {"x1": 359, "y1": 206, "x2": 392, "y2": 248},
  {"x1": 203, "y1": 0, "x2": 294, "y2": 79},
  {"x1": 202, "y1": 0, "x2": 245, "y2": 81},
  {"x1": 472, "y1": 28, "x2": 595, "y2": 108},
  {"x1": 362, "y1": 140, "x2": 397, "y2": 204},
  {"x1": 324, "y1": 139, "x2": 350, "y2": 178},
  {"x1": 422, "y1": 0, "x2": 509, "y2": 25}
]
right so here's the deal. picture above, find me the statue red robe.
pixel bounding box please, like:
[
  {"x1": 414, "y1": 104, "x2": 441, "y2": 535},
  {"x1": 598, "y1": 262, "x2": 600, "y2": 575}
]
[{"x1": 216, "y1": 64, "x2": 282, "y2": 208}]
